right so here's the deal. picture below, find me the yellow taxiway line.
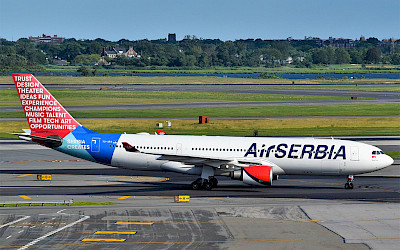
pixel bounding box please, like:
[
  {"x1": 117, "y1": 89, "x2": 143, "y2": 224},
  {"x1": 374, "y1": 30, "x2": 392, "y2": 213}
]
[
  {"x1": 118, "y1": 196, "x2": 130, "y2": 200},
  {"x1": 95, "y1": 231, "x2": 136, "y2": 235},
  {"x1": 81, "y1": 238, "x2": 126, "y2": 242},
  {"x1": 115, "y1": 222, "x2": 154, "y2": 225},
  {"x1": 18, "y1": 174, "x2": 32, "y2": 177},
  {"x1": 18, "y1": 195, "x2": 31, "y2": 199}
]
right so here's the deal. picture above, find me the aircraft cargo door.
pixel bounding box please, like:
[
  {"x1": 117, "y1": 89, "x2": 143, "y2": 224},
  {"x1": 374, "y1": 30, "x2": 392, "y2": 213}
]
[
  {"x1": 321, "y1": 160, "x2": 340, "y2": 175},
  {"x1": 350, "y1": 146, "x2": 359, "y2": 161}
]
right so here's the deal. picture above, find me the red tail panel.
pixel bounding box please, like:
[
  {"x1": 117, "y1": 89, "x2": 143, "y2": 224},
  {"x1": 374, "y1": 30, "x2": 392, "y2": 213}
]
[{"x1": 12, "y1": 73, "x2": 80, "y2": 138}]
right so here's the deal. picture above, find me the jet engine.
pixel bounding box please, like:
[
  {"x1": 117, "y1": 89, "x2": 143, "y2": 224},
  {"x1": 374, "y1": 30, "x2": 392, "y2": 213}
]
[{"x1": 229, "y1": 165, "x2": 273, "y2": 186}]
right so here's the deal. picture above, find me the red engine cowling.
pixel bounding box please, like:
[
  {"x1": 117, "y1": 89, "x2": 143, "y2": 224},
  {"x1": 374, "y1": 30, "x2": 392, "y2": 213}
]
[{"x1": 230, "y1": 165, "x2": 273, "y2": 186}]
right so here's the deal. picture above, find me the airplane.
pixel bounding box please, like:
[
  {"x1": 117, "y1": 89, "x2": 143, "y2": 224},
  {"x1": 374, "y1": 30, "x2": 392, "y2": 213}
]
[{"x1": 11, "y1": 73, "x2": 394, "y2": 190}]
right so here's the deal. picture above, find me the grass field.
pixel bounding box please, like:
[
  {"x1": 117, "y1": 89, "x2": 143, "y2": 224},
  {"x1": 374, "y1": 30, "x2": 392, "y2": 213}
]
[
  {"x1": 38, "y1": 64, "x2": 400, "y2": 74},
  {"x1": 1, "y1": 104, "x2": 398, "y2": 119},
  {"x1": 235, "y1": 85, "x2": 400, "y2": 92},
  {"x1": 1, "y1": 76, "x2": 400, "y2": 85},
  {"x1": 1, "y1": 75, "x2": 398, "y2": 138},
  {"x1": 1, "y1": 104, "x2": 399, "y2": 119},
  {"x1": 2, "y1": 118, "x2": 399, "y2": 138},
  {"x1": 0, "y1": 89, "x2": 353, "y2": 107},
  {"x1": 386, "y1": 152, "x2": 400, "y2": 159}
]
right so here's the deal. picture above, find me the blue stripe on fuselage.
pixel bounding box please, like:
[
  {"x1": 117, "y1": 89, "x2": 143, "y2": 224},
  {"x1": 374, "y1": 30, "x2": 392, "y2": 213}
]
[{"x1": 56, "y1": 126, "x2": 121, "y2": 165}]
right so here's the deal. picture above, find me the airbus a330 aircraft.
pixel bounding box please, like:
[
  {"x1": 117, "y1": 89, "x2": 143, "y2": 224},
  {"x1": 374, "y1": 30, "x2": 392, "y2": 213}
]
[{"x1": 11, "y1": 73, "x2": 393, "y2": 190}]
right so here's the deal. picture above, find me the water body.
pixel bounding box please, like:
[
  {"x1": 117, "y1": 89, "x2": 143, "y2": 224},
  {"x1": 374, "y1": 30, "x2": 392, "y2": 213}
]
[{"x1": 36, "y1": 72, "x2": 400, "y2": 79}]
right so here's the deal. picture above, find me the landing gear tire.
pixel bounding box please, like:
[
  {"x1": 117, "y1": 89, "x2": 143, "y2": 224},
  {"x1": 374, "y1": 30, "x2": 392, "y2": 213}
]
[
  {"x1": 209, "y1": 177, "x2": 218, "y2": 188},
  {"x1": 191, "y1": 178, "x2": 203, "y2": 190},
  {"x1": 344, "y1": 175, "x2": 354, "y2": 189},
  {"x1": 204, "y1": 181, "x2": 213, "y2": 191},
  {"x1": 345, "y1": 182, "x2": 354, "y2": 189},
  {"x1": 191, "y1": 181, "x2": 201, "y2": 190}
]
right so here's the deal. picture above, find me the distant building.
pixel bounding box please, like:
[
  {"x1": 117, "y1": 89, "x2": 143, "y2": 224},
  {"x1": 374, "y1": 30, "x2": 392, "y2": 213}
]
[
  {"x1": 52, "y1": 57, "x2": 68, "y2": 66},
  {"x1": 328, "y1": 37, "x2": 356, "y2": 49},
  {"x1": 29, "y1": 34, "x2": 64, "y2": 44},
  {"x1": 101, "y1": 46, "x2": 139, "y2": 58},
  {"x1": 168, "y1": 33, "x2": 176, "y2": 42}
]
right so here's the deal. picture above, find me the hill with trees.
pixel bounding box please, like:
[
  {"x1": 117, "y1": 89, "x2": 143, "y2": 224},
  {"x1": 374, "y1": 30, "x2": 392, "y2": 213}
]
[{"x1": 0, "y1": 36, "x2": 399, "y2": 74}]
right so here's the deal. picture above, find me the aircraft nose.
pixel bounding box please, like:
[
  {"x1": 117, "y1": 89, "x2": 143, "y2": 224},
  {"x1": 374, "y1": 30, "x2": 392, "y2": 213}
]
[
  {"x1": 384, "y1": 155, "x2": 394, "y2": 167},
  {"x1": 386, "y1": 155, "x2": 394, "y2": 166}
]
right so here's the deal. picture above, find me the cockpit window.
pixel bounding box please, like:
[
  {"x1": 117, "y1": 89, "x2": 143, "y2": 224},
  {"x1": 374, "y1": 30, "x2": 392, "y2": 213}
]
[
  {"x1": 380, "y1": 151, "x2": 385, "y2": 154},
  {"x1": 372, "y1": 151, "x2": 377, "y2": 155}
]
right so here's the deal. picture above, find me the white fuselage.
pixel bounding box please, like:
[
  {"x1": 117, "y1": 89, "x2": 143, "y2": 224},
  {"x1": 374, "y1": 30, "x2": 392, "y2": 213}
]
[{"x1": 109, "y1": 134, "x2": 393, "y2": 176}]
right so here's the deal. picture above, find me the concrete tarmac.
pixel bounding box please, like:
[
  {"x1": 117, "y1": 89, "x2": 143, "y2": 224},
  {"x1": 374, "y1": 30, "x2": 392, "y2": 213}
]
[
  {"x1": 1, "y1": 83, "x2": 399, "y2": 99},
  {"x1": 0, "y1": 139, "x2": 399, "y2": 249},
  {"x1": 1, "y1": 84, "x2": 399, "y2": 114}
]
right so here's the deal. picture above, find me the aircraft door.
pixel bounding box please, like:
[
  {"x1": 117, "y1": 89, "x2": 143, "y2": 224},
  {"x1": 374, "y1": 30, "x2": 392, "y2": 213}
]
[
  {"x1": 176, "y1": 143, "x2": 182, "y2": 155},
  {"x1": 321, "y1": 160, "x2": 340, "y2": 175},
  {"x1": 350, "y1": 146, "x2": 359, "y2": 161},
  {"x1": 91, "y1": 138, "x2": 100, "y2": 152}
]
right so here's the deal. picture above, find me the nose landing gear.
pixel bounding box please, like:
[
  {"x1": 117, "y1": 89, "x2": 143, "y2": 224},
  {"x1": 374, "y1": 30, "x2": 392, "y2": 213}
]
[{"x1": 344, "y1": 175, "x2": 354, "y2": 189}]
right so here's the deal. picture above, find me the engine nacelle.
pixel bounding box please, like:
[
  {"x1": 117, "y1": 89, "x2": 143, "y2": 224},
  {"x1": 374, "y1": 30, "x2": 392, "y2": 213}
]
[{"x1": 230, "y1": 165, "x2": 273, "y2": 186}]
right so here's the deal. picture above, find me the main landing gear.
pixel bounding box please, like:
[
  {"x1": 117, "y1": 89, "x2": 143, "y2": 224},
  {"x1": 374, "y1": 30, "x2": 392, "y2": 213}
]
[
  {"x1": 190, "y1": 177, "x2": 218, "y2": 190},
  {"x1": 344, "y1": 175, "x2": 354, "y2": 189}
]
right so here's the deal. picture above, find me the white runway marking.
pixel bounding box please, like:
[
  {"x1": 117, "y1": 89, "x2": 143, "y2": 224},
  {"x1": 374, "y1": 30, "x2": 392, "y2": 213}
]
[
  {"x1": 0, "y1": 216, "x2": 30, "y2": 229},
  {"x1": 17, "y1": 215, "x2": 90, "y2": 250}
]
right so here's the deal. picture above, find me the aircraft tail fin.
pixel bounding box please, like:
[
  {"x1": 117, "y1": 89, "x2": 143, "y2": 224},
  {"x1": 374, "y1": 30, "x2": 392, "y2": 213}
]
[{"x1": 12, "y1": 73, "x2": 80, "y2": 138}]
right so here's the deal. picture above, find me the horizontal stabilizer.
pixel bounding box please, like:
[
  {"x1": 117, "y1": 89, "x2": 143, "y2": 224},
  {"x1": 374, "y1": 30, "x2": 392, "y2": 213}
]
[{"x1": 11, "y1": 133, "x2": 63, "y2": 148}]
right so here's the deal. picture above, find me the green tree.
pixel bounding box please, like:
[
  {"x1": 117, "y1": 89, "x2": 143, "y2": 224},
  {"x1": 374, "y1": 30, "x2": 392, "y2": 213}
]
[
  {"x1": 311, "y1": 48, "x2": 329, "y2": 64},
  {"x1": 349, "y1": 49, "x2": 364, "y2": 64},
  {"x1": 77, "y1": 66, "x2": 91, "y2": 76},
  {"x1": 73, "y1": 54, "x2": 100, "y2": 65},
  {"x1": 60, "y1": 41, "x2": 82, "y2": 61},
  {"x1": 390, "y1": 53, "x2": 400, "y2": 65},
  {"x1": 365, "y1": 47, "x2": 381, "y2": 64},
  {"x1": 335, "y1": 48, "x2": 351, "y2": 64}
]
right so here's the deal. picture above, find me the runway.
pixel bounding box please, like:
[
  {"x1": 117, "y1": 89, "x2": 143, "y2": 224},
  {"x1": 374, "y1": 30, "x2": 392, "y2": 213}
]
[
  {"x1": 1, "y1": 84, "x2": 399, "y2": 114},
  {"x1": 0, "y1": 138, "x2": 399, "y2": 249},
  {"x1": 1, "y1": 99, "x2": 399, "y2": 114},
  {"x1": 1, "y1": 83, "x2": 399, "y2": 99},
  {"x1": 0, "y1": 138, "x2": 399, "y2": 200}
]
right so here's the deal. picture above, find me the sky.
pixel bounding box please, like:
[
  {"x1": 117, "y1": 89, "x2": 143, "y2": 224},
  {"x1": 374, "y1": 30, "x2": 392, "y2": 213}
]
[{"x1": 0, "y1": 0, "x2": 399, "y2": 41}]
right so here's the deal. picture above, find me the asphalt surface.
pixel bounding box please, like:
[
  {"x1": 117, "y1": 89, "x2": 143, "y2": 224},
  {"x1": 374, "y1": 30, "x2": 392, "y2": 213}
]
[
  {"x1": 1, "y1": 83, "x2": 400, "y2": 99},
  {"x1": 3, "y1": 198, "x2": 393, "y2": 250},
  {"x1": 1, "y1": 84, "x2": 399, "y2": 113},
  {"x1": 0, "y1": 139, "x2": 398, "y2": 202},
  {"x1": 0, "y1": 138, "x2": 399, "y2": 249},
  {"x1": 1, "y1": 99, "x2": 400, "y2": 114}
]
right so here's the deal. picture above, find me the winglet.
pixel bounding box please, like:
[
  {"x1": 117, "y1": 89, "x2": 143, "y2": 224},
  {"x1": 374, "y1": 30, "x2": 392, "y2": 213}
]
[
  {"x1": 122, "y1": 142, "x2": 140, "y2": 152},
  {"x1": 156, "y1": 129, "x2": 166, "y2": 135}
]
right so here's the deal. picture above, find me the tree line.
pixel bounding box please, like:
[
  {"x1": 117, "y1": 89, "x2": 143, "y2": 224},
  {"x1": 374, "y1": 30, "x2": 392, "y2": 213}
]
[{"x1": 0, "y1": 36, "x2": 399, "y2": 73}]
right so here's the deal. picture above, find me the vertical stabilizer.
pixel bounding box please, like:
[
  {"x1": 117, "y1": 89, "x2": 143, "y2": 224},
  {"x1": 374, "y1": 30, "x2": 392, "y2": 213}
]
[{"x1": 12, "y1": 73, "x2": 80, "y2": 138}]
